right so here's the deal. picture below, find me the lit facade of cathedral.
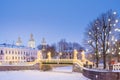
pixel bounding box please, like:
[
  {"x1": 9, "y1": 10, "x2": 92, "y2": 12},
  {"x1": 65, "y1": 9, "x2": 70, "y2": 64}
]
[{"x1": 0, "y1": 34, "x2": 37, "y2": 65}]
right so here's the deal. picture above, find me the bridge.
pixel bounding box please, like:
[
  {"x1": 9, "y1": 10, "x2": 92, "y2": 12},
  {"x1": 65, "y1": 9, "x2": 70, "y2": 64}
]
[{"x1": 27, "y1": 50, "x2": 93, "y2": 69}]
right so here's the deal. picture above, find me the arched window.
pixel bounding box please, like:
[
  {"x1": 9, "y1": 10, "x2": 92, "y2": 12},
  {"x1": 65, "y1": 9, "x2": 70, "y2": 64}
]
[
  {"x1": 12, "y1": 56, "x2": 14, "y2": 60},
  {"x1": 18, "y1": 51, "x2": 20, "y2": 55},
  {"x1": 6, "y1": 50, "x2": 7, "y2": 54},
  {"x1": 24, "y1": 52, "x2": 26, "y2": 55},
  {"x1": 0, "y1": 50, "x2": 4, "y2": 55},
  {"x1": 6, "y1": 56, "x2": 8, "y2": 60},
  {"x1": 15, "y1": 51, "x2": 17, "y2": 54},
  {"x1": 9, "y1": 51, "x2": 11, "y2": 54},
  {"x1": 12, "y1": 51, "x2": 14, "y2": 54}
]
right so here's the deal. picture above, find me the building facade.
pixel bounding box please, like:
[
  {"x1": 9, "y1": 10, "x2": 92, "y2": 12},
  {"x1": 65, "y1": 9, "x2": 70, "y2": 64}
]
[{"x1": 0, "y1": 34, "x2": 37, "y2": 65}]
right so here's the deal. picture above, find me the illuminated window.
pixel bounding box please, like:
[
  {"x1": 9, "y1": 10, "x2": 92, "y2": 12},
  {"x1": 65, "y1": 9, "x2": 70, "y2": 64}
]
[
  {"x1": 24, "y1": 57, "x2": 25, "y2": 60},
  {"x1": 12, "y1": 56, "x2": 14, "y2": 60},
  {"x1": 18, "y1": 51, "x2": 20, "y2": 55},
  {"x1": 15, "y1": 51, "x2": 17, "y2": 54},
  {"x1": 12, "y1": 51, "x2": 14, "y2": 54},
  {"x1": 6, "y1": 56, "x2": 8, "y2": 60},
  {"x1": 0, "y1": 50, "x2": 3, "y2": 55},
  {"x1": 6, "y1": 50, "x2": 7, "y2": 54}
]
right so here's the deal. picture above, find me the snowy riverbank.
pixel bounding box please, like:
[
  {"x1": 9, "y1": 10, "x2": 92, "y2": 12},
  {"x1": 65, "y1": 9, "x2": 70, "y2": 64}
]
[{"x1": 0, "y1": 66, "x2": 90, "y2": 80}]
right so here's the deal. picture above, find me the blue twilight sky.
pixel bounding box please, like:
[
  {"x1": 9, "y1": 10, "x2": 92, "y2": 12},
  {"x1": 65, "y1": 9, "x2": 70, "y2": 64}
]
[{"x1": 0, "y1": 0, "x2": 120, "y2": 47}]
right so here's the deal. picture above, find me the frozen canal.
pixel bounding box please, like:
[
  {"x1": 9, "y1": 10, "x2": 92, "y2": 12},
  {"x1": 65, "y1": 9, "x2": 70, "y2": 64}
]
[{"x1": 0, "y1": 66, "x2": 90, "y2": 80}]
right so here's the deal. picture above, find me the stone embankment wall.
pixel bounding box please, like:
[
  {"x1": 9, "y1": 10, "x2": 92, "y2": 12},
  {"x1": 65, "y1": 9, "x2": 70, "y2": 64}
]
[
  {"x1": 0, "y1": 64, "x2": 40, "y2": 71},
  {"x1": 83, "y1": 69, "x2": 120, "y2": 80},
  {"x1": 72, "y1": 64, "x2": 83, "y2": 72}
]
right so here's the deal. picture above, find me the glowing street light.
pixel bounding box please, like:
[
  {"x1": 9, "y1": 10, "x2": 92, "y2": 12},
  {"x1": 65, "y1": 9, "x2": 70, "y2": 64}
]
[
  {"x1": 110, "y1": 24, "x2": 112, "y2": 26},
  {"x1": 115, "y1": 28, "x2": 120, "y2": 32},
  {"x1": 119, "y1": 52, "x2": 120, "y2": 55},
  {"x1": 88, "y1": 41, "x2": 90, "y2": 43},
  {"x1": 107, "y1": 49, "x2": 110, "y2": 53},
  {"x1": 113, "y1": 24, "x2": 116, "y2": 27},
  {"x1": 99, "y1": 52, "x2": 101, "y2": 54},
  {"x1": 59, "y1": 52, "x2": 62, "y2": 59},
  {"x1": 89, "y1": 32, "x2": 91, "y2": 35},
  {"x1": 115, "y1": 39, "x2": 118, "y2": 42},
  {"x1": 112, "y1": 36, "x2": 114, "y2": 41},
  {"x1": 112, "y1": 52, "x2": 114, "y2": 54},
  {"x1": 108, "y1": 19, "x2": 111, "y2": 22},
  {"x1": 97, "y1": 27, "x2": 99, "y2": 30},
  {"x1": 86, "y1": 49, "x2": 88, "y2": 52},
  {"x1": 113, "y1": 11, "x2": 117, "y2": 15},
  {"x1": 109, "y1": 31, "x2": 111, "y2": 34},
  {"x1": 115, "y1": 19, "x2": 119, "y2": 23}
]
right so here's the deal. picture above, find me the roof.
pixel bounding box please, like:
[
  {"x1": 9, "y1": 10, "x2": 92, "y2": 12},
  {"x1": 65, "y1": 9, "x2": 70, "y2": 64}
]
[{"x1": 0, "y1": 43, "x2": 36, "y2": 50}]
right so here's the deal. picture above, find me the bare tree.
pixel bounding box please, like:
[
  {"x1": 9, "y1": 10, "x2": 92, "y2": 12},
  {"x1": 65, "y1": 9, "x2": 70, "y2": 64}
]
[{"x1": 84, "y1": 10, "x2": 120, "y2": 69}]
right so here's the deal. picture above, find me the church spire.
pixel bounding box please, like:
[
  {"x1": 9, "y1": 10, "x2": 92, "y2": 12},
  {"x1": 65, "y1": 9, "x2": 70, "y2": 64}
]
[
  {"x1": 29, "y1": 33, "x2": 34, "y2": 41},
  {"x1": 41, "y1": 38, "x2": 47, "y2": 51},
  {"x1": 16, "y1": 37, "x2": 22, "y2": 46},
  {"x1": 28, "y1": 33, "x2": 35, "y2": 48},
  {"x1": 41, "y1": 38, "x2": 46, "y2": 46}
]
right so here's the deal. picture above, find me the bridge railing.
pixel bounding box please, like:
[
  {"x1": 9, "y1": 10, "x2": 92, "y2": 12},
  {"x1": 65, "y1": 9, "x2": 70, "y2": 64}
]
[
  {"x1": 41, "y1": 59, "x2": 73, "y2": 64},
  {"x1": 112, "y1": 63, "x2": 120, "y2": 71},
  {"x1": 26, "y1": 59, "x2": 85, "y2": 69}
]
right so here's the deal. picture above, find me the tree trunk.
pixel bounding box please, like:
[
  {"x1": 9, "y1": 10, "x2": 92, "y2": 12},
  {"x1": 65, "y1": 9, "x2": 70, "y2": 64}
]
[
  {"x1": 96, "y1": 55, "x2": 99, "y2": 68},
  {"x1": 118, "y1": 54, "x2": 120, "y2": 62},
  {"x1": 103, "y1": 52, "x2": 106, "y2": 69}
]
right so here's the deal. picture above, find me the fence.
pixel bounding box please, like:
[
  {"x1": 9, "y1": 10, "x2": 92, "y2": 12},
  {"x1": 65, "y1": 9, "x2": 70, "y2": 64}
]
[{"x1": 113, "y1": 63, "x2": 120, "y2": 71}]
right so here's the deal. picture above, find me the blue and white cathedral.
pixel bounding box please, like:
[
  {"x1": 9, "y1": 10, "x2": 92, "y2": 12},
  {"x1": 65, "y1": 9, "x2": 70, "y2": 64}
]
[{"x1": 0, "y1": 34, "x2": 37, "y2": 65}]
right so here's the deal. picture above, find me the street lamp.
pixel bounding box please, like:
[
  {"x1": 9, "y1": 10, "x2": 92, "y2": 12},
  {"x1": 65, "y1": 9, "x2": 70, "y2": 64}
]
[
  {"x1": 59, "y1": 52, "x2": 62, "y2": 59},
  {"x1": 57, "y1": 52, "x2": 62, "y2": 64}
]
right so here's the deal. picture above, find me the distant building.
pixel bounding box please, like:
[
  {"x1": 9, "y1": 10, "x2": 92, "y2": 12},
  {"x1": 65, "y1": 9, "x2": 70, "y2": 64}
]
[
  {"x1": 61, "y1": 50, "x2": 83, "y2": 59},
  {"x1": 0, "y1": 34, "x2": 37, "y2": 65}
]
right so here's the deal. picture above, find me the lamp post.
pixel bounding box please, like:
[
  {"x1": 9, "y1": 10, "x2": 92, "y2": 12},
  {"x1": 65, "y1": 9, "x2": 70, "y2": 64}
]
[
  {"x1": 59, "y1": 52, "x2": 62, "y2": 59},
  {"x1": 57, "y1": 52, "x2": 62, "y2": 64},
  {"x1": 114, "y1": 26, "x2": 120, "y2": 63}
]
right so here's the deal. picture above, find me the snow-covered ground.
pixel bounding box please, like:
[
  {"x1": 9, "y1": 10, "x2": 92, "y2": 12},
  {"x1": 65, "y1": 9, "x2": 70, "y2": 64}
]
[{"x1": 0, "y1": 66, "x2": 90, "y2": 80}]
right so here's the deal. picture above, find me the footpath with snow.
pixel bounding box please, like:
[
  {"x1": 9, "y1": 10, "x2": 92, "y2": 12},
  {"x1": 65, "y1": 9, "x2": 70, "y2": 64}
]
[{"x1": 0, "y1": 66, "x2": 90, "y2": 80}]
